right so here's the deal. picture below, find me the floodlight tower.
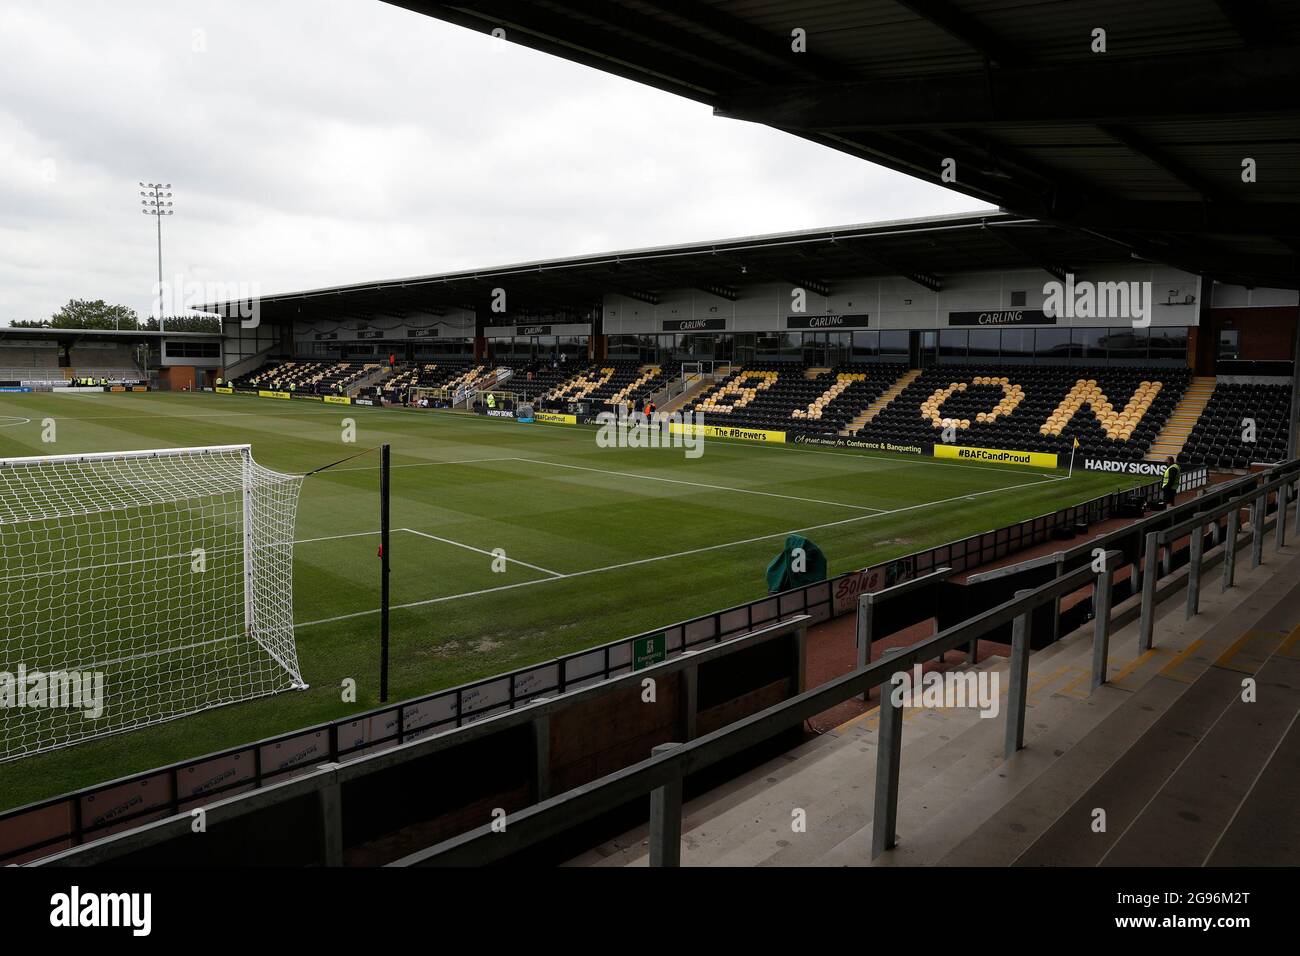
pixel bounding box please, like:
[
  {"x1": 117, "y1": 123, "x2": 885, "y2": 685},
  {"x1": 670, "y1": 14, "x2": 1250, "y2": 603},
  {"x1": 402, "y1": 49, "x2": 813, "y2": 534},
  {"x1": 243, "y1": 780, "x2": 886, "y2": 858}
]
[{"x1": 140, "y1": 182, "x2": 174, "y2": 332}]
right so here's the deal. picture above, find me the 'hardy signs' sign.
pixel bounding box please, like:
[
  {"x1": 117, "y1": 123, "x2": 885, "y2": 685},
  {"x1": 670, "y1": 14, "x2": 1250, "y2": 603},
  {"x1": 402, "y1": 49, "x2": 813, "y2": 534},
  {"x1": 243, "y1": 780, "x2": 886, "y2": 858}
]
[
  {"x1": 662, "y1": 319, "x2": 726, "y2": 332},
  {"x1": 786, "y1": 314, "x2": 870, "y2": 329},
  {"x1": 633, "y1": 633, "x2": 668, "y2": 671},
  {"x1": 947, "y1": 310, "x2": 1056, "y2": 327},
  {"x1": 1082, "y1": 458, "x2": 1167, "y2": 477}
]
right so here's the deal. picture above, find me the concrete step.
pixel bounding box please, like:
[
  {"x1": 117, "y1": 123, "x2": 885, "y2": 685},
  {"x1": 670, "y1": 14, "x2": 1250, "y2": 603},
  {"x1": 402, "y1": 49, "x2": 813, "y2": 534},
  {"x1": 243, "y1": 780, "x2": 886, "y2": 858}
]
[
  {"x1": 1204, "y1": 698, "x2": 1300, "y2": 865},
  {"x1": 1101, "y1": 653, "x2": 1300, "y2": 866},
  {"x1": 1009, "y1": 568, "x2": 1300, "y2": 866}
]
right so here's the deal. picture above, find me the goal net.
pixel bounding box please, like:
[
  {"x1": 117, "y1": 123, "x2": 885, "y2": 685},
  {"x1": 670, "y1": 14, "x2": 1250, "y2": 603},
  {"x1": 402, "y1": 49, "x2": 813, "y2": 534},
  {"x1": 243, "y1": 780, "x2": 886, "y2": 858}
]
[{"x1": 0, "y1": 444, "x2": 305, "y2": 762}]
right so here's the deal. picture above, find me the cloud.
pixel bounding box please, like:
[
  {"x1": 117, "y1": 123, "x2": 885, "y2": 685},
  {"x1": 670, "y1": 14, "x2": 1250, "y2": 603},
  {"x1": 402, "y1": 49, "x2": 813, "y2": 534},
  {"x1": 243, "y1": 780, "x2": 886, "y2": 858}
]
[{"x1": 0, "y1": 0, "x2": 990, "y2": 323}]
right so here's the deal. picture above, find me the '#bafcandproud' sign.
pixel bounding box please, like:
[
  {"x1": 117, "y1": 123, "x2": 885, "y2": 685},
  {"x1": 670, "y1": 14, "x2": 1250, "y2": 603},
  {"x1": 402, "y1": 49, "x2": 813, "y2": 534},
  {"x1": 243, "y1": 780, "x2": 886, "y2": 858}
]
[
  {"x1": 668, "y1": 423, "x2": 787, "y2": 443},
  {"x1": 258, "y1": 390, "x2": 291, "y2": 401},
  {"x1": 533, "y1": 412, "x2": 578, "y2": 425},
  {"x1": 323, "y1": 395, "x2": 352, "y2": 405},
  {"x1": 933, "y1": 444, "x2": 1058, "y2": 468}
]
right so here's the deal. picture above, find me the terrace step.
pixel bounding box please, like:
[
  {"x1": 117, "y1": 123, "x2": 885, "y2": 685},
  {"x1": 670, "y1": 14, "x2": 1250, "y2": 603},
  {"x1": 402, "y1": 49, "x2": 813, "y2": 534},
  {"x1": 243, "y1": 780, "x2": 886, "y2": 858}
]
[
  {"x1": 842, "y1": 368, "x2": 920, "y2": 435},
  {"x1": 939, "y1": 548, "x2": 1300, "y2": 866},
  {"x1": 658, "y1": 371, "x2": 719, "y2": 416},
  {"x1": 1147, "y1": 376, "x2": 1215, "y2": 460}
]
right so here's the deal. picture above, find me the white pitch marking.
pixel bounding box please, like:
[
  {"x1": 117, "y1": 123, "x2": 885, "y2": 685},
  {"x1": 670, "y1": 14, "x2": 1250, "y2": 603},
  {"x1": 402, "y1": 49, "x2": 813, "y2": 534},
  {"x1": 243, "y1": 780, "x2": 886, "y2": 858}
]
[
  {"x1": 514, "y1": 458, "x2": 887, "y2": 513},
  {"x1": 295, "y1": 474, "x2": 1065, "y2": 629},
  {"x1": 402, "y1": 528, "x2": 564, "y2": 577}
]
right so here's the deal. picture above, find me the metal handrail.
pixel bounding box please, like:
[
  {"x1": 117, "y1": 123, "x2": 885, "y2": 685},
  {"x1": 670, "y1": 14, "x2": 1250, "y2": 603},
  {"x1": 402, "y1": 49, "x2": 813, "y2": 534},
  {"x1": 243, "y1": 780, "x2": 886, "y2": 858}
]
[
  {"x1": 29, "y1": 616, "x2": 812, "y2": 867},
  {"x1": 394, "y1": 556, "x2": 1118, "y2": 867}
]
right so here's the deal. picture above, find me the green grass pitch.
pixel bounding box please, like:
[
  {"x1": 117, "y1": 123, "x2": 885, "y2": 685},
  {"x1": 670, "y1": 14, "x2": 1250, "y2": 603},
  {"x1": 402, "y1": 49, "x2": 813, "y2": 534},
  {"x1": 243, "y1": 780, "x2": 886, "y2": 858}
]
[{"x1": 0, "y1": 390, "x2": 1142, "y2": 808}]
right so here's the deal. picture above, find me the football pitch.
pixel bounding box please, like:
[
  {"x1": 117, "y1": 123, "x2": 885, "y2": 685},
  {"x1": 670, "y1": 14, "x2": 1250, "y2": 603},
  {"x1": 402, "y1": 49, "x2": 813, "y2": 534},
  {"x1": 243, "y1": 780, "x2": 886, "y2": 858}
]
[{"x1": 0, "y1": 391, "x2": 1142, "y2": 808}]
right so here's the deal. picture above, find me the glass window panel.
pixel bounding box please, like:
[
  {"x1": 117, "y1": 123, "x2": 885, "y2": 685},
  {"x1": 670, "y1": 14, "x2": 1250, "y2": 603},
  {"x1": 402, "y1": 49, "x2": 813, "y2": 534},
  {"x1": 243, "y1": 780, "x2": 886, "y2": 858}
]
[
  {"x1": 1150, "y1": 328, "x2": 1189, "y2": 361},
  {"x1": 1034, "y1": 327, "x2": 1070, "y2": 359},
  {"x1": 879, "y1": 330, "x2": 908, "y2": 356},
  {"x1": 1073, "y1": 327, "x2": 1106, "y2": 360},
  {"x1": 939, "y1": 329, "x2": 967, "y2": 358},
  {"x1": 968, "y1": 328, "x2": 1000, "y2": 358}
]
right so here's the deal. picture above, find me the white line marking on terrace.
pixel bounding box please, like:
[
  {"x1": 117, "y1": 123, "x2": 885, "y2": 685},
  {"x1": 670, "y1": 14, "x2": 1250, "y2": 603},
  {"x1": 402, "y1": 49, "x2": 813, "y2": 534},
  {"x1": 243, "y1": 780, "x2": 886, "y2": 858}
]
[
  {"x1": 402, "y1": 528, "x2": 564, "y2": 577},
  {"x1": 514, "y1": 458, "x2": 887, "y2": 513},
  {"x1": 295, "y1": 474, "x2": 1065, "y2": 629}
]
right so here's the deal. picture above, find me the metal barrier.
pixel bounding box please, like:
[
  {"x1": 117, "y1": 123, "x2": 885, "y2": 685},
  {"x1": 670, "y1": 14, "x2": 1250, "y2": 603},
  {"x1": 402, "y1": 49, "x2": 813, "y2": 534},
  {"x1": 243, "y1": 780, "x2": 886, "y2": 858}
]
[
  {"x1": 1140, "y1": 461, "x2": 1300, "y2": 643},
  {"x1": 29, "y1": 615, "x2": 810, "y2": 866},
  {"x1": 393, "y1": 461, "x2": 1300, "y2": 868},
  {"x1": 394, "y1": 555, "x2": 1122, "y2": 866}
]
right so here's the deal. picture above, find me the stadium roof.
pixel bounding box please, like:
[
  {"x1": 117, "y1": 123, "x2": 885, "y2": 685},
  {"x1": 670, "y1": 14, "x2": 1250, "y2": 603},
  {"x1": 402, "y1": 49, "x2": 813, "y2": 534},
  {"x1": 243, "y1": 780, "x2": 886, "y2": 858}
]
[
  {"x1": 386, "y1": 0, "x2": 1300, "y2": 290},
  {"x1": 210, "y1": 211, "x2": 1190, "y2": 323},
  {"x1": 0, "y1": 327, "x2": 222, "y2": 340}
]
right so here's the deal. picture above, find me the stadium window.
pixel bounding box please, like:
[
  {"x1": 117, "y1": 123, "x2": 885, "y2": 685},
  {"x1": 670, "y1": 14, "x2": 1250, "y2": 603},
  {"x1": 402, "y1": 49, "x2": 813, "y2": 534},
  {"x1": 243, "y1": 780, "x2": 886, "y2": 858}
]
[
  {"x1": 967, "y1": 328, "x2": 999, "y2": 358},
  {"x1": 1107, "y1": 326, "x2": 1149, "y2": 361},
  {"x1": 756, "y1": 333, "x2": 782, "y2": 357},
  {"x1": 918, "y1": 330, "x2": 937, "y2": 365},
  {"x1": 734, "y1": 332, "x2": 756, "y2": 365},
  {"x1": 1151, "y1": 328, "x2": 1189, "y2": 362},
  {"x1": 1072, "y1": 326, "x2": 1107, "y2": 360},
  {"x1": 939, "y1": 329, "x2": 967, "y2": 359},
  {"x1": 559, "y1": 336, "x2": 583, "y2": 361},
  {"x1": 826, "y1": 331, "x2": 850, "y2": 365},
  {"x1": 1000, "y1": 328, "x2": 1034, "y2": 358},
  {"x1": 1034, "y1": 327, "x2": 1071, "y2": 359},
  {"x1": 780, "y1": 331, "x2": 801, "y2": 361},
  {"x1": 879, "y1": 330, "x2": 908, "y2": 357},
  {"x1": 1218, "y1": 329, "x2": 1240, "y2": 360},
  {"x1": 608, "y1": 335, "x2": 637, "y2": 359},
  {"x1": 851, "y1": 330, "x2": 879, "y2": 361}
]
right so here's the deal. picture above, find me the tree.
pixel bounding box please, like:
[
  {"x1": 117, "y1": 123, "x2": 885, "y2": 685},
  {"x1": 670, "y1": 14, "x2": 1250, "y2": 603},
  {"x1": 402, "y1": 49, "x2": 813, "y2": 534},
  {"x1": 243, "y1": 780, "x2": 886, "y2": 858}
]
[
  {"x1": 14, "y1": 299, "x2": 142, "y2": 330},
  {"x1": 144, "y1": 315, "x2": 221, "y2": 333}
]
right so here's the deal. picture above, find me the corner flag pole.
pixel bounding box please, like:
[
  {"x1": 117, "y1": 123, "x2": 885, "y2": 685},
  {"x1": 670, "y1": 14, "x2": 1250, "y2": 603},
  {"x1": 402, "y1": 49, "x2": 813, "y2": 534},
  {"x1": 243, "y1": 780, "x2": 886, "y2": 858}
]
[
  {"x1": 379, "y1": 443, "x2": 391, "y2": 702},
  {"x1": 1068, "y1": 438, "x2": 1078, "y2": 478}
]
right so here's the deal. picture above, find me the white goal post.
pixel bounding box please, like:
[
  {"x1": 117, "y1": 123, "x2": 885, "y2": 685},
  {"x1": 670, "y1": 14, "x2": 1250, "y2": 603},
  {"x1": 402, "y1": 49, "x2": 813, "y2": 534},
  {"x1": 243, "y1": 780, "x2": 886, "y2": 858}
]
[{"x1": 0, "y1": 444, "x2": 306, "y2": 762}]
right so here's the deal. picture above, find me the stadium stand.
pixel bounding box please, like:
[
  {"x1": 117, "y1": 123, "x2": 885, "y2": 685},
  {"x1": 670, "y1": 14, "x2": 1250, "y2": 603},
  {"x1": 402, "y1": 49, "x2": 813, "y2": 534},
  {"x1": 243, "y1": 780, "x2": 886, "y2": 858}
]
[
  {"x1": 0, "y1": 343, "x2": 63, "y2": 382},
  {"x1": 683, "y1": 364, "x2": 908, "y2": 436},
  {"x1": 539, "y1": 360, "x2": 671, "y2": 409},
  {"x1": 231, "y1": 360, "x2": 374, "y2": 394},
  {"x1": 381, "y1": 360, "x2": 477, "y2": 394},
  {"x1": 1180, "y1": 381, "x2": 1293, "y2": 468},
  {"x1": 66, "y1": 342, "x2": 145, "y2": 382},
  {"x1": 858, "y1": 365, "x2": 1190, "y2": 461}
]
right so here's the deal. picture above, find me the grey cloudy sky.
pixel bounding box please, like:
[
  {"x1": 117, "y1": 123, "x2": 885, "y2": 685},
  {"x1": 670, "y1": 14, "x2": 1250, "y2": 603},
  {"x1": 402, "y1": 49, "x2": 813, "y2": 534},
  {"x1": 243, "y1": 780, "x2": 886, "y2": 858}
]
[{"x1": 0, "y1": 0, "x2": 991, "y2": 324}]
